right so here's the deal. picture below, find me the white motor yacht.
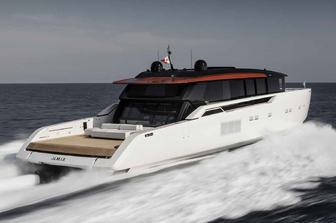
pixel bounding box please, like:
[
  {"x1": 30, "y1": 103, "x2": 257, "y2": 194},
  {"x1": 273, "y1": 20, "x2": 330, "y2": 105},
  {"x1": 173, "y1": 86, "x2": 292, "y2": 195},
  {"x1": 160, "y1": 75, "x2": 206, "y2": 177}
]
[{"x1": 17, "y1": 59, "x2": 311, "y2": 176}]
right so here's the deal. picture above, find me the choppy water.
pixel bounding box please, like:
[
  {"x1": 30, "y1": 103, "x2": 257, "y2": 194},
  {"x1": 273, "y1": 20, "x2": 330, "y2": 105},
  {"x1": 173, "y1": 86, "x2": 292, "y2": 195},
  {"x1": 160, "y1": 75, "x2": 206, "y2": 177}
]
[{"x1": 0, "y1": 83, "x2": 335, "y2": 223}]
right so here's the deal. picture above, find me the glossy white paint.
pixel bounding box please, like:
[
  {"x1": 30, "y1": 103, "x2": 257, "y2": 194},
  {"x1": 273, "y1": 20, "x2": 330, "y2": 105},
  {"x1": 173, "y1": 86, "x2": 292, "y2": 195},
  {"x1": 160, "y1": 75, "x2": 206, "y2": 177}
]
[{"x1": 17, "y1": 88, "x2": 311, "y2": 174}]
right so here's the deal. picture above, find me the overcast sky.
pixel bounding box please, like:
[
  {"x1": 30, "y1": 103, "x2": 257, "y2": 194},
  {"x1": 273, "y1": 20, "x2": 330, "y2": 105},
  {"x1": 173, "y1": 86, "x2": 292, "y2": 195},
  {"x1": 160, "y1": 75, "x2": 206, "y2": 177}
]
[{"x1": 0, "y1": 0, "x2": 335, "y2": 83}]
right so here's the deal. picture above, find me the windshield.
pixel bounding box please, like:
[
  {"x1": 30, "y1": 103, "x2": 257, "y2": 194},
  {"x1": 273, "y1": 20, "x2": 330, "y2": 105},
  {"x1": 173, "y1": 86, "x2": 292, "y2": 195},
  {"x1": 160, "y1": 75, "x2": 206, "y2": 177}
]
[{"x1": 117, "y1": 101, "x2": 181, "y2": 127}]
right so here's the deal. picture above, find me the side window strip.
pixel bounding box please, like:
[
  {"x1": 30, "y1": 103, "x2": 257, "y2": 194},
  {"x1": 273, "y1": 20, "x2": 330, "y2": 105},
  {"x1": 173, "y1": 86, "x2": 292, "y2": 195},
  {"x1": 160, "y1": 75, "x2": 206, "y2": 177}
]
[
  {"x1": 221, "y1": 97, "x2": 272, "y2": 111},
  {"x1": 202, "y1": 108, "x2": 224, "y2": 117}
]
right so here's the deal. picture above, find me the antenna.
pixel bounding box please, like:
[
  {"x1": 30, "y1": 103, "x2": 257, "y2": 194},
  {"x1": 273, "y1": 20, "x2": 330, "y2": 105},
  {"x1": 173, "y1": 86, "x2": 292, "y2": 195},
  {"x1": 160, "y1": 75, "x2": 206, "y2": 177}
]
[
  {"x1": 167, "y1": 45, "x2": 174, "y2": 70},
  {"x1": 190, "y1": 49, "x2": 193, "y2": 69}
]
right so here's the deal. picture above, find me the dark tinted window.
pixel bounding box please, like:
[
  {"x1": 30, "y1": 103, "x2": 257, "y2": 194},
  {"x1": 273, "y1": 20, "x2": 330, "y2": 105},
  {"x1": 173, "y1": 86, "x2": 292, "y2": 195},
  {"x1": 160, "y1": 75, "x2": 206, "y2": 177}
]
[
  {"x1": 222, "y1": 81, "x2": 231, "y2": 100},
  {"x1": 204, "y1": 81, "x2": 223, "y2": 101},
  {"x1": 256, "y1": 78, "x2": 266, "y2": 95},
  {"x1": 125, "y1": 84, "x2": 184, "y2": 98},
  {"x1": 267, "y1": 77, "x2": 282, "y2": 93},
  {"x1": 245, "y1": 79, "x2": 256, "y2": 96},
  {"x1": 117, "y1": 101, "x2": 181, "y2": 127},
  {"x1": 222, "y1": 97, "x2": 271, "y2": 111},
  {"x1": 279, "y1": 78, "x2": 284, "y2": 90},
  {"x1": 184, "y1": 83, "x2": 207, "y2": 101},
  {"x1": 185, "y1": 80, "x2": 231, "y2": 102},
  {"x1": 230, "y1": 80, "x2": 245, "y2": 99},
  {"x1": 203, "y1": 108, "x2": 223, "y2": 117},
  {"x1": 267, "y1": 77, "x2": 285, "y2": 93}
]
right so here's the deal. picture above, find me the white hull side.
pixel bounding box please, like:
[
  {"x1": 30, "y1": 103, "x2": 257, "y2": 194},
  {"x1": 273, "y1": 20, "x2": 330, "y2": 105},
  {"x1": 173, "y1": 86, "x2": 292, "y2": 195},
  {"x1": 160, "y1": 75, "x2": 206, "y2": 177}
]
[
  {"x1": 107, "y1": 88, "x2": 311, "y2": 170},
  {"x1": 17, "y1": 88, "x2": 311, "y2": 172}
]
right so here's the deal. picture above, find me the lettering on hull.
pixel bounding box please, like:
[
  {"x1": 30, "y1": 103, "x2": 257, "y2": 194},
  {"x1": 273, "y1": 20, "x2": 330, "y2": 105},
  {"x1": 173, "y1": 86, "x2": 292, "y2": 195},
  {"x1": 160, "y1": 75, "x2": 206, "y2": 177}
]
[{"x1": 51, "y1": 156, "x2": 66, "y2": 162}]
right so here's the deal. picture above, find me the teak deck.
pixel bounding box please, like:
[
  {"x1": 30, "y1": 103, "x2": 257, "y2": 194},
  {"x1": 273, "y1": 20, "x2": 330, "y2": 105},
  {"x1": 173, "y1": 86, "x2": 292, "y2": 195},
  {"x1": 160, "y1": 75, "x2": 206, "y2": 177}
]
[{"x1": 27, "y1": 135, "x2": 122, "y2": 157}]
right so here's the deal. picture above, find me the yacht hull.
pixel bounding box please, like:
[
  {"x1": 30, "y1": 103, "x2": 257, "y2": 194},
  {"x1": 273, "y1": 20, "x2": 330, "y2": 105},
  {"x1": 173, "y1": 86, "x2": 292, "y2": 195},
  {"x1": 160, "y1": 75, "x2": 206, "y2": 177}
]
[{"x1": 17, "y1": 88, "x2": 311, "y2": 174}]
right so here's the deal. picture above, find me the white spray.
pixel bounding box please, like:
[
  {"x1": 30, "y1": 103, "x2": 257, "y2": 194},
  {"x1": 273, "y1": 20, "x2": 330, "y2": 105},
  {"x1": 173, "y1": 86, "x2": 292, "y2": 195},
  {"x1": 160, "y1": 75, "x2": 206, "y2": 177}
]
[{"x1": 1, "y1": 122, "x2": 336, "y2": 223}]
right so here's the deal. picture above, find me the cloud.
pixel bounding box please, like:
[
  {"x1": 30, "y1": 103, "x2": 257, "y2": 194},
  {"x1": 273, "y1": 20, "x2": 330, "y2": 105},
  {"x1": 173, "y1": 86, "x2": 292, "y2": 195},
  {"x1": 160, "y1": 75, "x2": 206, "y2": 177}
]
[{"x1": 0, "y1": 1, "x2": 336, "y2": 82}]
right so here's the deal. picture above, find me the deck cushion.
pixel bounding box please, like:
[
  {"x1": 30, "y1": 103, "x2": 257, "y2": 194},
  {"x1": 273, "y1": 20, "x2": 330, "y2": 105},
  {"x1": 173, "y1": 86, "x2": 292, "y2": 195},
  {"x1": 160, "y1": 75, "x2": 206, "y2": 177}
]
[
  {"x1": 85, "y1": 128, "x2": 131, "y2": 139},
  {"x1": 101, "y1": 123, "x2": 143, "y2": 131}
]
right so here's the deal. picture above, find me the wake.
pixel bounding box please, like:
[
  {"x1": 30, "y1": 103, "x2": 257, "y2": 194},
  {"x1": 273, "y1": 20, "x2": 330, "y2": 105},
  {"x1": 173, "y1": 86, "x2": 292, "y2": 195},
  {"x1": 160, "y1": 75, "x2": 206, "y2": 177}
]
[
  {"x1": 0, "y1": 140, "x2": 39, "y2": 193},
  {"x1": 1, "y1": 122, "x2": 336, "y2": 223}
]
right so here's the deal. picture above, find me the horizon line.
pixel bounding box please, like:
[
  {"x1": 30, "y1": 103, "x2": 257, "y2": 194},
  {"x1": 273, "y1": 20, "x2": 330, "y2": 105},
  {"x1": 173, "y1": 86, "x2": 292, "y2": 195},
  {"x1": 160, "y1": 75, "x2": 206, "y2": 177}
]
[{"x1": 0, "y1": 81, "x2": 335, "y2": 84}]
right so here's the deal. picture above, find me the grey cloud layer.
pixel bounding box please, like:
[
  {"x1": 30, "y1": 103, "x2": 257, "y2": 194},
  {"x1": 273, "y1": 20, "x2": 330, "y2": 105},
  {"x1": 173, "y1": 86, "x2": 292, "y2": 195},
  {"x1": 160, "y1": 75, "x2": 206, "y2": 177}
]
[{"x1": 0, "y1": 0, "x2": 335, "y2": 83}]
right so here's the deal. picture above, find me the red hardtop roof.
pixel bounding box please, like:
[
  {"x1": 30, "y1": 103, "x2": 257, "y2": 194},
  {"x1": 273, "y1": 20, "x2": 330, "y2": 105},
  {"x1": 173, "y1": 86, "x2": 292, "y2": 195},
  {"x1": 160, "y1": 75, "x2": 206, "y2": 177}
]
[{"x1": 113, "y1": 72, "x2": 267, "y2": 85}]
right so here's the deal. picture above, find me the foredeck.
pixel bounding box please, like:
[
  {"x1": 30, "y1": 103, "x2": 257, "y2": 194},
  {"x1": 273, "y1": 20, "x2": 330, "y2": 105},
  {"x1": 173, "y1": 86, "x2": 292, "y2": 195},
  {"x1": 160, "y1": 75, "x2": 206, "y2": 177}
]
[{"x1": 27, "y1": 135, "x2": 122, "y2": 157}]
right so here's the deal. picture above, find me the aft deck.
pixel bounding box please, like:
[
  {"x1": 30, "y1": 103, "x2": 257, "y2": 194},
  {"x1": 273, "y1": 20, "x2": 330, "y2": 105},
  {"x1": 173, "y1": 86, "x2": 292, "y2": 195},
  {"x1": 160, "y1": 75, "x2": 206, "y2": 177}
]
[{"x1": 27, "y1": 135, "x2": 122, "y2": 157}]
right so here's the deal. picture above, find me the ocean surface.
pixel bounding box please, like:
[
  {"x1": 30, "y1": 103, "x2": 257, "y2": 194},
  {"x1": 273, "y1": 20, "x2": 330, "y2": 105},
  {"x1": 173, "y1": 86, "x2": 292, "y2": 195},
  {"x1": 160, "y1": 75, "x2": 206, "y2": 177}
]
[{"x1": 0, "y1": 83, "x2": 336, "y2": 223}]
